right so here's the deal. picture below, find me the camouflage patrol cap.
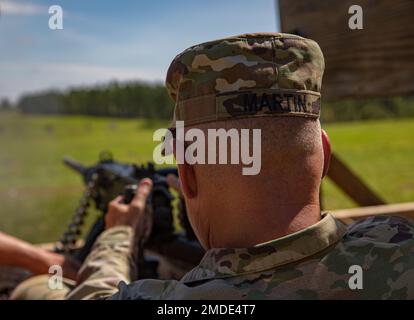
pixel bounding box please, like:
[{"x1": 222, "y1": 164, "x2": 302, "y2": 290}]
[{"x1": 165, "y1": 32, "x2": 325, "y2": 128}]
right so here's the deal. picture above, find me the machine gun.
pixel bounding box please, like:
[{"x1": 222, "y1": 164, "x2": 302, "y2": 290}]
[{"x1": 58, "y1": 151, "x2": 204, "y2": 280}]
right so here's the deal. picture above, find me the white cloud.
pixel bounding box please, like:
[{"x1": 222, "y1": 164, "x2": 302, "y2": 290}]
[
  {"x1": 0, "y1": 62, "x2": 165, "y2": 102},
  {"x1": 0, "y1": 0, "x2": 46, "y2": 16}
]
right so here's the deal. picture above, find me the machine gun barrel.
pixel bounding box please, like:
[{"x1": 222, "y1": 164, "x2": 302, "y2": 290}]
[{"x1": 63, "y1": 156, "x2": 87, "y2": 176}]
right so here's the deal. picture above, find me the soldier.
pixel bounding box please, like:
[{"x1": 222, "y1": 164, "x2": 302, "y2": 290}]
[{"x1": 11, "y1": 32, "x2": 414, "y2": 300}]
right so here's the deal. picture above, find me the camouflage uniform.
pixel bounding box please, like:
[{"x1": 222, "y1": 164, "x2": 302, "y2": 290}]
[
  {"x1": 11, "y1": 33, "x2": 414, "y2": 299},
  {"x1": 12, "y1": 214, "x2": 414, "y2": 299}
]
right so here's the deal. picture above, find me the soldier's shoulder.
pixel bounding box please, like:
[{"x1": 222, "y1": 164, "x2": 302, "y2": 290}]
[
  {"x1": 322, "y1": 215, "x2": 414, "y2": 280},
  {"x1": 318, "y1": 215, "x2": 414, "y2": 299},
  {"x1": 346, "y1": 215, "x2": 414, "y2": 245}
]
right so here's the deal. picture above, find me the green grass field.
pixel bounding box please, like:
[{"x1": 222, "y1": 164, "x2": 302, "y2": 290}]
[{"x1": 0, "y1": 112, "x2": 413, "y2": 243}]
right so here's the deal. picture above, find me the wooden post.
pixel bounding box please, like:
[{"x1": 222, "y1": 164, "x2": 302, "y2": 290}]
[
  {"x1": 327, "y1": 153, "x2": 386, "y2": 206},
  {"x1": 332, "y1": 202, "x2": 414, "y2": 224}
]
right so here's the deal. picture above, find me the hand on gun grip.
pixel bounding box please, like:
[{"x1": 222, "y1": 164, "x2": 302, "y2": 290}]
[{"x1": 105, "y1": 179, "x2": 153, "y2": 231}]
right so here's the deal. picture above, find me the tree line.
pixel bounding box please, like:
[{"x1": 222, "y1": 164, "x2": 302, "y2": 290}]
[
  {"x1": 1, "y1": 81, "x2": 414, "y2": 122},
  {"x1": 14, "y1": 81, "x2": 175, "y2": 119}
]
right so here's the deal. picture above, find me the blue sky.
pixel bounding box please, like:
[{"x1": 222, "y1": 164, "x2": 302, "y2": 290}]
[{"x1": 0, "y1": 0, "x2": 280, "y2": 102}]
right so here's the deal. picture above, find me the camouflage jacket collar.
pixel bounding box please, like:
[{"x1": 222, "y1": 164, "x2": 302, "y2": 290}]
[{"x1": 181, "y1": 213, "x2": 347, "y2": 284}]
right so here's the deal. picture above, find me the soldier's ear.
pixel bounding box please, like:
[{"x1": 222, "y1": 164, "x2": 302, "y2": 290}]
[
  {"x1": 173, "y1": 140, "x2": 198, "y2": 199},
  {"x1": 176, "y1": 163, "x2": 197, "y2": 199},
  {"x1": 321, "y1": 129, "x2": 331, "y2": 179}
]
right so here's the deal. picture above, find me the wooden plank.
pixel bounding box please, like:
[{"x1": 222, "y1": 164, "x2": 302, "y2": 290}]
[
  {"x1": 278, "y1": 0, "x2": 414, "y2": 100},
  {"x1": 332, "y1": 202, "x2": 414, "y2": 224},
  {"x1": 327, "y1": 153, "x2": 386, "y2": 206}
]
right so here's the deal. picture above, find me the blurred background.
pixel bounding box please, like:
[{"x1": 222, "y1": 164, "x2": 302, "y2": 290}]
[{"x1": 0, "y1": 0, "x2": 413, "y2": 243}]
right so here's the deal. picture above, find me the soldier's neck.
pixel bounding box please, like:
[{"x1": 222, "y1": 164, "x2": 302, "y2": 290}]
[{"x1": 209, "y1": 204, "x2": 321, "y2": 248}]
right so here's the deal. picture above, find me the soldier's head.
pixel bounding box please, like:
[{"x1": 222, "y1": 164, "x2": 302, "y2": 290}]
[{"x1": 165, "y1": 33, "x2": 329, "y2": 249}]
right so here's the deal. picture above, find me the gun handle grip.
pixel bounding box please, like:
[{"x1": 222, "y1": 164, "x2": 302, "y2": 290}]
[{"x1": 123, "y1": 184, "x2": 138, "y2": 204}]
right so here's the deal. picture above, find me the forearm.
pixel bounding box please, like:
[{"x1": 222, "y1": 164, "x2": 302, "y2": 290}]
[
  {"x1": 0, "y1": 231, "x2": 52, "y2": 274},
  {"x1": 66, "y1": 226, "x2": 136, "y2": 300}
]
